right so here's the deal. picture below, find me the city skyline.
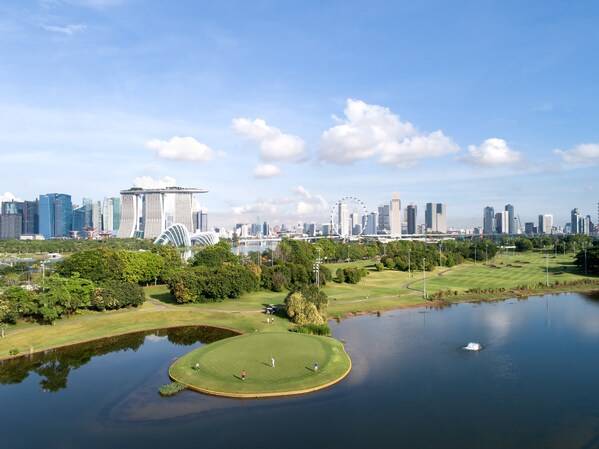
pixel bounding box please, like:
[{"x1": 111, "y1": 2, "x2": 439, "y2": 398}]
[
  {"x1": 1, "y1": 1, "x2": 598, "y2": 227},
  {"x1": 1, "y1": 187, "x2": 596, "y2": 239}
]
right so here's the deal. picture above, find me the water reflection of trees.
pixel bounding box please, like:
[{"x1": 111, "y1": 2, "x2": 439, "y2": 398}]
[{"x1": 0, "y1": 326, "x2": 237, "y2": 392}]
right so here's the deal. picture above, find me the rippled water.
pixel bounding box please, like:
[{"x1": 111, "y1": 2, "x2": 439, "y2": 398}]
[{"x1": 1, "y1": 292, "x2": 599, "y2": 449}]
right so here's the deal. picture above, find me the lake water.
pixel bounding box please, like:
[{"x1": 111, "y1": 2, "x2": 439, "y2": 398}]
[{"x1": 1, "y1": 292, "x2": 599, "y2": 449}]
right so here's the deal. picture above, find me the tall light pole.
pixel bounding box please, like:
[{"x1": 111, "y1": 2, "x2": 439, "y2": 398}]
[
  {"x1": 422, "y1": 258, "x2": 427, "y2": 300},
  {"x1": 408, "y1": 248, "x2": 411, "y2": 278},
  {"x1": 313, "y1": 248, "x2": 321, "y2": 286},
  {"x1": 545, "y1": 250, "x2": 549, "y2": 287}
]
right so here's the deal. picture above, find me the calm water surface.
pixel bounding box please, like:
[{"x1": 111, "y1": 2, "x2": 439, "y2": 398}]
[{"x1": 1, "y1": 292, "x2": 599, "y2": 449}]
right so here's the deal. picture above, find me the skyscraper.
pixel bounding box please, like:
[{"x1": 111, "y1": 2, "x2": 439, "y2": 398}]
[
  {"x1": 571, "y1": 208, "x2": 581, "y2": 234},
  {"x1": 483, "y1": 206, "x2": 495, "y2": 235},
  {"x1": 505, "y1": 204, "x2": 516, "y2": 234},
  {"x1": 0, "y1": 214, "x2": 22, "y2": 240},
  {"x1": 524, "y1": 222, "x2": 535, "y2": 235},
  {"x1": 543, "y1": 214, "x2": 553, "y2": 234},
  {"x1": 537, "y1": 214, "x2": 553, "y2": 234},
  {"x1": 102, "y1": 197, "x2": 119, "y2": 233},
  {"x1": 389, "y1": 193, "x2": 401, "y2": 237},
  {"x1": 118, "y1": 187, "x2": 206, "y2": 239},
  {"x1": 426, "y1": 203, "x2": 447, "y2": 233},
  {"x1": 92, "y1": 201, "x2": 102, "y2": 231},
  {"x1": 406, "y1": 204, "x2": 417, "y2": 235},
  {"x1": 39, "y1": 193, "x2": 72, "y2": 238},
  {"x1": 495, "y1": 211, "x2": 508, "y2": 234},
  {"x1": 22, "y1": 200, "x2": 39, "y2": 235},
  {"x1": 337, "y1": 201, "x2": 349, "y2": 237},
  {"x1": 377, "y1": 205, "x2": 390, "y2": 233},
  {"x1": 194, "y1": 210, "x2": 208, "y2": 232},
  {"x1": 365, "y1": 211, "x2": 378, "y2": 235}
]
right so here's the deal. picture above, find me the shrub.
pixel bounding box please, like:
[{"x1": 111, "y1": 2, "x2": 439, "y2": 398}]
[
  {"x1": 92, "y1": 280, "x2": 145, "y2": 310},
  {"x1": 159, "y1": 382, "x2": 186, "y2": 397},
  {"x1": 374, "y1": 262, "x2": 384, "y2": 271},
  {"x1": 9, "y1": 348, "x2": 19, "y2": 356},
  {"x1": 292, "y1": 323, "x2": 331, "y2": 336}
]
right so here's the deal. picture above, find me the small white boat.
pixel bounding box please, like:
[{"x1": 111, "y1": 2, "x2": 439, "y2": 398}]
[{"x1": 463, "y1": 342, "x2": 482, "y2": 351}]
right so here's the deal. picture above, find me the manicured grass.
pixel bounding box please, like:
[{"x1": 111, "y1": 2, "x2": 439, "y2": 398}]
[
  {"x1": 0, "y1": 296, "x2": 289, "y2": 359},
  {"x1": 409, "y1": 252, "x2": 589, "y2": 292},
  {"x1": 169, "y1": 332, "x2": 351, "y2": 397},
  {"x1": 1, "y1": 252, "x2": 595, "y2": 360}
]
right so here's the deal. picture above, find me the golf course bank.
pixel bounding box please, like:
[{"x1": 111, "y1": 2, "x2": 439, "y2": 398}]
[{"x1": 169, "y1": 332, "x2": 352, "y2": 398}]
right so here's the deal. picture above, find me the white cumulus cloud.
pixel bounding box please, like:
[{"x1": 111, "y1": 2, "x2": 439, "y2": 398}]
[
  {"x1": 232, "y1": 201, "x2": 279, "y2": 216},
  {"x1": 133, "y1": 176, "x2": 177, "y2": 189},
  {"x1": 253, "y1": 163, "x2": 281, "y2": 178},
  {"x1": 554, "y1": 143, "x2": 599, "y2": 165},
  {"x1": 232, "y1": 118, "x2": 306, "y2": 162},
  {"x1": 293, "y1": 185, "x2": 328, "y2": 216},
  {"x1": 462, "y1": 138, "x2": 522, "y2": 167},
  {"x1": 231, "y1": 186, "x2": 327, "y2": 220},
  {"x1": 0, "y1": 192, "x2": 22, "y2": 206},
  {"x1": 320, "y1": 99, "x2": 459, "y2": 166},
  {"x1": 146, "y1": 136, "x2": 215, "y2": 162}
]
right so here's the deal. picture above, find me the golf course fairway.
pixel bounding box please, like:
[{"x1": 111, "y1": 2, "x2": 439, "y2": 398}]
[{"x1": 169, "y1": 332, "x2": 352, "y2": 398}]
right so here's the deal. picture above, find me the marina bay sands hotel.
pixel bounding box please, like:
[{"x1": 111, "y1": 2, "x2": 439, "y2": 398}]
[{"x1": 117, "y1": 186, "x2": 207, "y2": 240}]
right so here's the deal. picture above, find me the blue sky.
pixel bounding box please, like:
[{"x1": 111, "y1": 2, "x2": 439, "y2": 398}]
[{"x1": 0, "y1": 0, "x2": 598, "y2": 228}]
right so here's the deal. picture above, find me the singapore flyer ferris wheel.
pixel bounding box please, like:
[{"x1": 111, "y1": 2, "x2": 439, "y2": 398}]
[{"x1": 330, "y1": 196, "x2": 368, "y2": 237}]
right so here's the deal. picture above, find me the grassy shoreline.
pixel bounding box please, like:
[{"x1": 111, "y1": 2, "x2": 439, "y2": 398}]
[{"x1": 0, "y1": 252, "x2": 596, "y2": 361}]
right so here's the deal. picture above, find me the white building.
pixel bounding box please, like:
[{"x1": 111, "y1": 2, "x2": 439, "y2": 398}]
[{"x1": 390, "y1": 192, "x2": 401, "y2": 237}]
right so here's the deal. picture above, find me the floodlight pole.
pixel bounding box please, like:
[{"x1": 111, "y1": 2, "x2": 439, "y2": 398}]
[
  {"x1": 423, "y1": 258, "x2": 427, "y2": 300},
  {"x1": 545, "y1": 250, "x2": 549, "y2": 287}
]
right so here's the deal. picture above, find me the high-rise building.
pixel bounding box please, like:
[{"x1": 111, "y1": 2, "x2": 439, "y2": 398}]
[
  {"x1": 22, "y1": 200, "x2": 39, "y2": 235},
  {"x1": 406, "y1": 204, "x2": 417, "y2": 235},
  {"x1": 1, "y1": 200, "x2": 23, "y2": 215},
  {"x1": 426, "y1": 203, "x2": 447, "y2": 233},
  {"x1": 337, "y1": 201, "x2": 349, "y2": 237},
  {"x1": 118, "y1": 187, "x2": 207, "y2": 239},
  {"x1": 483, "y1": 206, "x2": 495, "y2": 235},
  {"x1": 262, "y1": 221, "x2": 270, "y2": 236},
  {"x1": 571, "y1": 208, "x2": 581, "y2": 234},
  {"x1": 582, "y1": 215, "x2": 591, "y2": 235},
  {"x1": 194, "y1": 210, "x2": 208, "y2": 232},
  {"x1": 72, "y1": 205, "x2": 87, "y2": 234},
  {"x1": 495, "y1": 211, "x2": 508, "y2": 234},
  {"x1": 425, "y1": 203, "x2": 436, "y2": 233},
  {"x1": 377, "y1": 204, "x2": 390, "y2": 233},
  {"x1": 0, "y1": 214, "x2": 22, "y2": 240},
  {"x1": 102, "y1": 197, "x2": 121, "y2": 233},
  {"x1": 389, "y1": 193, "x2": 401, "y2": 237},
  {"x1": 543, "y1": 214, "x2": 553, "y2": 234},
  {"x1": 39, "y1": 193, "x2": 72, "y2": 238},
  {"x1": 1, "y1": 200, "x2": 38, "y2": 235},
  {"x1": 350, "y1": 212, "x2": 360, "y2": 235},
  {"x1": 91, "y1": 201, "x2": 102, "y2": 231},
  {"x1": 505, "y1": 204, "x2": 516, "y2": 235},
  {"x1": 365, "y1": 212, "x2": 378, "y2": 235},
  {"x1": 524, "y1": 222, "x2": 535, "y2": 235},
  {"x1": 537, "y1": 214, "x2": 553, "y2": 234},
  {"x1": 307, "y1": 223, "x2": 316, "y2": 237}
]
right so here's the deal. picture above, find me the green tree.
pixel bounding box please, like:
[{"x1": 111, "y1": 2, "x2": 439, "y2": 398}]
[
  {"x1": 285, "y1": 292, "x2": 324, "y2": 325},
  {"x1": 192, "y1": 241, "x2": 239, "y2": 268}
]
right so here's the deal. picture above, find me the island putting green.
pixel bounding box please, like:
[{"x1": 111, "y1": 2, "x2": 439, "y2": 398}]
[{"x1": 169, "y1": 332, "x2": 352, "y2": 398}]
